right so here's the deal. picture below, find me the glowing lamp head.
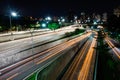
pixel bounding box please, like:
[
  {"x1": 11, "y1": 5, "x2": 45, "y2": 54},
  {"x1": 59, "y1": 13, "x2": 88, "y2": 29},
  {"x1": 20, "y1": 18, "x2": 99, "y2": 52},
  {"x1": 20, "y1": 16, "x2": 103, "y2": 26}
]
[{"x1": 11, "y1": 12, "x2": 17, "y2": 17}]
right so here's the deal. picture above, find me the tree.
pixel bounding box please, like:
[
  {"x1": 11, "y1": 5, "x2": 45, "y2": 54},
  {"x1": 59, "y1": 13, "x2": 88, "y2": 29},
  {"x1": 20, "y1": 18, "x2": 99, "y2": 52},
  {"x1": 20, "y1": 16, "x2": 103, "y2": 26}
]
[
  {"x1": 48, "y1": 22, "x2": 59, "y2": 31},
  {"x1": 107, "y1": 14, "x2": 120, "y2": 33}
]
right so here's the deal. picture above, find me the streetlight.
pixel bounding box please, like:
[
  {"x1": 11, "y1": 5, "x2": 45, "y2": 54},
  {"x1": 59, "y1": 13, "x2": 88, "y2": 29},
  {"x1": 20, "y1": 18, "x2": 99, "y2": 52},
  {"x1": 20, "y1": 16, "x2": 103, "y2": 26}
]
[
  {"x1": 47, "y1": 17, "x2": 51, "y2": 20},
  {"x1": 29, "y1": 29, "x2": 34, "y2": 55},
  {"x1": 11, "y1": 12, "x2": 17, "y2": 17},
  {"x1": 9, "y1": 12, "x2": 17, "y2": 40}
]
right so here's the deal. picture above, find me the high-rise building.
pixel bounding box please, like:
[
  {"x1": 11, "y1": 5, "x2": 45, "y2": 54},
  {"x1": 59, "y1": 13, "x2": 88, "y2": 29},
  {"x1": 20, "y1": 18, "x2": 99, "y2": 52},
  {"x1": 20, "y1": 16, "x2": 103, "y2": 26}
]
[
  {"x1": 102, "y1": 13, "x2": 107, "y2": 22},
  {"x1": 67, "y1": 9, "x2": 75, "y2": 23},
  {"x1": 114, "y1": 6, "x2": 120, "y2": 17}
]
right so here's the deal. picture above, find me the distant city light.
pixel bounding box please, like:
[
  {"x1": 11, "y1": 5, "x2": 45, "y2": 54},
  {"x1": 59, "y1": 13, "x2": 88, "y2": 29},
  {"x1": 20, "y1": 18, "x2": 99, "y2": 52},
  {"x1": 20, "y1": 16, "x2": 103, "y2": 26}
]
[
  {"x1": 91, "y1": 26, "x2": 94, "y2": 29},
  {"x1": 42, "y1": 23, "x2": 46, "y2": 27},
  {"x1": 97, "y1": 26, "x2": 103, "y2": 28},
  {"x1": 94, "y1": 22, "x2": 97, "y2": 25},
  {"x1": 46, "y1": 21, "x2": 49, "y2": 24},
  {"x1": 75, "y1": 20, "x2": 78, "y2": 23},
  {"x1": 119, "y1": 34, "x2": 120, "y2": 37},
  {"x1": 47, "y1": 17, "x2": 51, "y2": 20},
  {"x1": 74, "y1": 16, "x2": 77, "y2": 19},
  {"x1": 101, "y1": 22, "x2": 103, "y2": 24},
  {"x1": 62, "y1": 19, "x2": 65, "y2": 22},
  {"x1": 88, "y1": 17, "x2": 90, "y2": 20},
  {"x1": 46, "y1": 17, "x2": 51, "y2": 20},
  {"x1": 58, "y1": 19, "x2": 60, "y2": 22},
  {"x1": 61, "y1": 17, "x2": 63, "y2": 19},
  {"x1": 97, "y1": 20, "x2": 100, "y2": 22},
  {"x1": 59, "y1": 22, "x2": 62, "y2": 24}
]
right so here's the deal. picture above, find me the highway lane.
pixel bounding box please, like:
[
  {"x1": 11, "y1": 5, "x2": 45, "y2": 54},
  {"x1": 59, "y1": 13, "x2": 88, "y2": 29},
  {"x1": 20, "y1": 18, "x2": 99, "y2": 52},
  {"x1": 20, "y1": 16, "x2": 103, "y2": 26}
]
[
  {"x1": 0, "y1": 26, "x2": 78, "y2": 68},
  {"x1": 0, "y1": 25, "x2": 77, "y2": 37},
  {"x1": 0, "y1": 26, "x2": 76, "y2": 51},
  {"x1": 0, "y1": 32, "x2": 92, "y2": 80},
  {"x1": 61, "y1": 31, "x2": 97, "y2": 80},
  {"x1": 105, "y1": 37, "x2": 120, "y2": 59},
  {"x1": 78, "y1": 33, "x2": 97, "y2": 80},
  {"x1": 0, "y1": 25, "x2": 76, "y2": 42},
  {"x1": 0, "y1": 29, "x2": 53, "y2": 43},
  {"x1": 0, "y1": 29, "x2": 49, "y2": 37},
  {"x1": 61, "y1": 39, "x2": 92, "y2": 80}
]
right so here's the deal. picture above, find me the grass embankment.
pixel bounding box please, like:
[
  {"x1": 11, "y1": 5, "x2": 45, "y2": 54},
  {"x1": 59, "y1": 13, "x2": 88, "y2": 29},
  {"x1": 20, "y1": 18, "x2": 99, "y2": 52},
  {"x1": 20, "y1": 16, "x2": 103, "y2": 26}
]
[
  {"x1": 96, "y1": 31, "x2": 120, "y2": 80},
  {"x1": 26, "y1": 72, "x2": 37, "y2": 80}
]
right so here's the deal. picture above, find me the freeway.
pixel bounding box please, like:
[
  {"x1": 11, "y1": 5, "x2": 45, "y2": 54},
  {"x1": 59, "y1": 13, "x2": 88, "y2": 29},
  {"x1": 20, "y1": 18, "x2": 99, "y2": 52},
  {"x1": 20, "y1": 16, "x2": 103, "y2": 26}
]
[
  {"x1": 0, "y1": 29, "x2": 50, "y2": 42},
  {"x1": 0, "y1": 26, "x2": 78, "y2": 68},
  {"x1": 105, "y1": 37, "x2": 120, "y2": 59},
  {"x1": 0, "y1": 31, "x2": 92, "y2": 80},
  {"x1": 78, "y1": 33, "x2": 97, "y2": 80},
  {"x1": 61, "y1": 32, "x2": 97, "y2": 80},
  {"x1": 0, "y1": 25, "x2": 77, "y2": 42}
]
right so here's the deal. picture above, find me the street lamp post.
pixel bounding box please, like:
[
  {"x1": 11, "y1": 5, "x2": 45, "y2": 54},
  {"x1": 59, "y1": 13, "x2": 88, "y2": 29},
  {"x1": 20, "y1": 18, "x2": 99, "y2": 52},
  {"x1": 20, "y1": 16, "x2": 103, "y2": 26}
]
[
  {"x1": 9, "y1": 12, "x2": 17, "y2": 40},
  {"x1": 30, "y1": 29, "x2": 34, "y2": 55},
  {"x1": 9, "y1": 15, "x2": 12, "y2": 35}
]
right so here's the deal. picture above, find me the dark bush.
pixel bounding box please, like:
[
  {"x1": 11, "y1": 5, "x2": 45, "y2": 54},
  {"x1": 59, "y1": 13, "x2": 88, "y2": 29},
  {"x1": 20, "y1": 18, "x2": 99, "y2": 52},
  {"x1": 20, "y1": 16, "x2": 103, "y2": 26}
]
[{"x1": 64, "y1": 28, "x2": 85, "y2": 38}]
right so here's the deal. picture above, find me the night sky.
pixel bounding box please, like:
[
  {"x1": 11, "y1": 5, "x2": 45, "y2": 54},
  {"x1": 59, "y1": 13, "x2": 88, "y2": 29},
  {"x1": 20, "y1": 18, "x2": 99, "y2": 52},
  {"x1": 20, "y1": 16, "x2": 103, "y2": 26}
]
[{"x1": 0, "y1": 0, "x2": 120, "y2": 17}]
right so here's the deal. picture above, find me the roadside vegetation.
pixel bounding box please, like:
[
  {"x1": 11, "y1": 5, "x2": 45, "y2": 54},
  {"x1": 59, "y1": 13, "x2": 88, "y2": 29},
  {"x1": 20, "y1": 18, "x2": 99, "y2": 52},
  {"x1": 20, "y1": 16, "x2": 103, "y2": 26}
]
[
  {"x1": 26, "y1": 72, "x2": 37, "y2": 80},
  {"x1": 106, "y1": 10, "x2": 120, "y2": 43},
  {"x1": 96, "y1": 31, "x2": 120, "y2": 80},
  {"x1": 107, "y1": 32, "x2": 120, "y2": 43},
  {"x1": 64, "y1": 28, "x2": 85, "y2": 38}
]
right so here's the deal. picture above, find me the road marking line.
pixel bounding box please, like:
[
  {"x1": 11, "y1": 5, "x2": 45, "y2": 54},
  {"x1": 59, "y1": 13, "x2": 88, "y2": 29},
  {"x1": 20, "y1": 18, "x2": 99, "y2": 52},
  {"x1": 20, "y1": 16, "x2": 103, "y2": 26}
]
[
  {"x1": 7, "y1": 73, "x2": 19, "y2": 80},
  {"x1": 105, "y1": 38, "x2": 120, "y2": 59},
  {"x1": 68, "y1": 40, "x2": 91, "y2": 79}
]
